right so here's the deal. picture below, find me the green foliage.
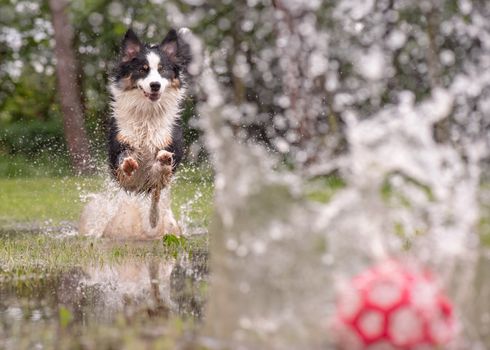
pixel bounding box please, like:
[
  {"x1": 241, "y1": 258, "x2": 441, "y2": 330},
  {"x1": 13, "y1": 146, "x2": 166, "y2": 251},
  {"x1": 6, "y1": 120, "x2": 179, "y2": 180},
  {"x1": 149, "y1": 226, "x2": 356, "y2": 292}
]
[
  {"x1": 0, "y1": 66, "x2": 59, "y2": 124},
  {"x1": 162, "y1": 234, "x2": 186, "y2": 249},
  {"x1": 58, "y1": 306, "x2": 74, "y2": 328},
  {"x1": 162, "y1": 234, "x2": 193, "y2": 258},
  {"x1": 0, "y1": 119, "x2": 66, "y2": 155}
]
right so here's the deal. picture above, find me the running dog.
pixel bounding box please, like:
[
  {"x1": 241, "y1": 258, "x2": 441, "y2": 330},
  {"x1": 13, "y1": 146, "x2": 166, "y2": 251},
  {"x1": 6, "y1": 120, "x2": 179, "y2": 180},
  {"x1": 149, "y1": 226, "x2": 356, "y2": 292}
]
[{"x1": 108, "y1": 28, "x2": 191, "y2": 228}]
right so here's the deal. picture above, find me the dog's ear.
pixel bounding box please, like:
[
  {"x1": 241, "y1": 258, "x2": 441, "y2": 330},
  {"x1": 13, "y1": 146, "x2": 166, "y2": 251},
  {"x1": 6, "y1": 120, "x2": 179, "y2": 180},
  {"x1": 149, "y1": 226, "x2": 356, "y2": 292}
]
[
  {"x1": 160, "y1": 29, "x2": 179, "y2": 63},
  {"x1": 160, "y1": 29, "x2": 192, "y2": 68},
  {"x1": 121, "y1": 29, "x2": 142, "y2": 62}
]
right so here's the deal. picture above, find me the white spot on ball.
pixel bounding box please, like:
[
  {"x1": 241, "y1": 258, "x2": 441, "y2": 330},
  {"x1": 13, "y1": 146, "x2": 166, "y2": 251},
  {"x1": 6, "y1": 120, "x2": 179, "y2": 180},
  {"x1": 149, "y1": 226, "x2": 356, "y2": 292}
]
[
  {"x1": 411, "y1": 280, "x2": 437, "y2": 311},
  {"x1": 368, "y1": 280, "x2": 402, "y2": 310},
  {"x1": 389, "y1": 307, "x2": 423, "y2": 346},
  {"x1": 358, "y1": 310, "x2": 385, "y2": 339}
]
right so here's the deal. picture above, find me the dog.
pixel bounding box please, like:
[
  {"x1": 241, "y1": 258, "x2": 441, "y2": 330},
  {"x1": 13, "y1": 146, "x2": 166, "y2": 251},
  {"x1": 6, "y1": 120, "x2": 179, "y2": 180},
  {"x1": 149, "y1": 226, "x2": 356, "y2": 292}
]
[{"x1": 107, "y1": 28, "x2": 191, "y2": 228}]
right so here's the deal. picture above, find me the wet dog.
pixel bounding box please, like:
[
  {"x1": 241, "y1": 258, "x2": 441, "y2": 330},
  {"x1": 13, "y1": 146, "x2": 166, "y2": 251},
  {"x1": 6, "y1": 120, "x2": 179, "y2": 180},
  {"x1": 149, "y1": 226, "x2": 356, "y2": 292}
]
[{"x1": 107, "y1": 28, "x2": 191, "y2": 228}]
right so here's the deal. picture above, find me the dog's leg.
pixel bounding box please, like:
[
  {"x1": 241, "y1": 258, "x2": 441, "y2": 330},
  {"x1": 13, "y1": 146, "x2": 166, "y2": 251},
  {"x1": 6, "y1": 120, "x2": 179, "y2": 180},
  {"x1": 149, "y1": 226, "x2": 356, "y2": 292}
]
[
  {"x1": 147, "y1": 150, "x2": 174, "y2": 229},
  {"x1": 113, "y1": 150, "x2": 139, "y2": 186},
  {"x1": 108, "y1": 117, "x2": 139, "y2": 182},
  {"x1": 120, "y1": 153, "x2": 139, "y2": 177},
  {"x1": 156, "y1": 149, "x2": 174, "y2": 168},
  {"x1": 149, "y1": 187, "x2": 161, "y2": 228},
  {"x1": 155, "y1": 150, "x2": 174, "y2": 185}
]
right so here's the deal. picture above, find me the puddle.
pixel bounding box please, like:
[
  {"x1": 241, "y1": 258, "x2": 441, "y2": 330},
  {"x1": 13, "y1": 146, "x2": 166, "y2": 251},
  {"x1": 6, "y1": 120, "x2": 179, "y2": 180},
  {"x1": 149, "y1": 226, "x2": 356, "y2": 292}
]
[{"x1": 0, "y1": 232, "x2": 208, "y2": 344}]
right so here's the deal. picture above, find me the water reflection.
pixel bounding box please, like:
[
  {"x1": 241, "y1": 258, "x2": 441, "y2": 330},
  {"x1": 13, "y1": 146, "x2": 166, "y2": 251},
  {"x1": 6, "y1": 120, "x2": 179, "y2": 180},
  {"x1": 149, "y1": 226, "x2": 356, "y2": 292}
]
[{"x1": 0, "y1": 252, "x2": 207, "y2": 329}]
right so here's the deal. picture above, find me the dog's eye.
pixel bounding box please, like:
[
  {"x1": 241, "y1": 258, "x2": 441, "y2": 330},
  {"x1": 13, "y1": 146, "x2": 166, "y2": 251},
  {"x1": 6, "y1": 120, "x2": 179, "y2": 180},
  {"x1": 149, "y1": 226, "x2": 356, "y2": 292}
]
[
  {"x1": 158, "y1": 65, "x2": 163, "y2": 72},
  {"x1": 140, "y1": 65, "x2": 149, "y2": 73}
]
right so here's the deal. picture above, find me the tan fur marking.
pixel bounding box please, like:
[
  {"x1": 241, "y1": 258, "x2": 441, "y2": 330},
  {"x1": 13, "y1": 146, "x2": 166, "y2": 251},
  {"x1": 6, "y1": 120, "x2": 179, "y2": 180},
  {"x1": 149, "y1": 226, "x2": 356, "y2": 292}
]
[
  {"x1": 171, "y1": 78, "x2": 181, "y2": 89},
  {"x1": 120, "y1": 75, "x2": 134, "y2": 91},
  {"x1": 149, "y1": 188, "x2": 161, "y2": 228},
  {"x1": 115, "y1": 167, "x2": 128, "y2": 185},
  {"x1": 116, "y1": 132, "x2": 132, "y2": 145}
]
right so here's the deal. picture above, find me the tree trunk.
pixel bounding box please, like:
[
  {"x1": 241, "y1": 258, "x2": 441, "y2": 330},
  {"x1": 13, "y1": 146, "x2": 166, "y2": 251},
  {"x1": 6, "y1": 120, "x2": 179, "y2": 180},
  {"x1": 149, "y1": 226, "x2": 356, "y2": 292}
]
[{"x1": 48, "y1": 0, "x2": 92, "y2": 174}]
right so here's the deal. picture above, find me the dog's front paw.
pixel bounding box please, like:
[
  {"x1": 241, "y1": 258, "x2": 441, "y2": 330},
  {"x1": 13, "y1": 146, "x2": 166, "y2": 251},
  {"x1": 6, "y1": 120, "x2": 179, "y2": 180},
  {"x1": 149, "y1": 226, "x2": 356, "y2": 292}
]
[
  {"x1": 121, "y1": 156, "x2": 139, "y2": 177},
  {"x1": 156, "y1": 150, "x2": 174, "y2": 166}
]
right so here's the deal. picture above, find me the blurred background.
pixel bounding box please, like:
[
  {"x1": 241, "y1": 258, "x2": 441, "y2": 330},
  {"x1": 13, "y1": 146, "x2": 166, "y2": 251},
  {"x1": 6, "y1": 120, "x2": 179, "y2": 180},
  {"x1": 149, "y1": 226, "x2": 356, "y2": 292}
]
[
  {"x1": 0, "y1": 0, "x2": 207, "y2": 177},
  {"x1": 3, "y1": 0, "x2": 488, "y2": 178}
]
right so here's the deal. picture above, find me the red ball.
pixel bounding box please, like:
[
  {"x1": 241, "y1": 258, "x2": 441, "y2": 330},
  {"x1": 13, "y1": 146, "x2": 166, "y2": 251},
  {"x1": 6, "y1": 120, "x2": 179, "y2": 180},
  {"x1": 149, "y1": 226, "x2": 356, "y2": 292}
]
[{"x1": 332, "y1": 260, "x2": 456, "y2": 349}]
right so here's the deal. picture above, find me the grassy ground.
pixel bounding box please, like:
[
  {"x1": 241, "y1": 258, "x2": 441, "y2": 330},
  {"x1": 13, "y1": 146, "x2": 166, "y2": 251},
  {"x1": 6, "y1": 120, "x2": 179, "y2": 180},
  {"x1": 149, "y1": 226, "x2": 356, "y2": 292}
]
[
  {"x1": 0, "y1": 154, "x2": 73, "y2": 178},
  {"x1": 0, "y1": 164, "x2": 213, "y2": 295},
  {"x1": 0, "y1": 177, "x2": 100, "y2": 225},
  {"x1": 2, "y1": 162, "x2": 490, "y2": 349},
  {"x1": 0, "y1": 230, "x2": 208, "y2": 349},
  {"x1": 0, "y1": 164, "x2": 214, "y2": 349},
  {"x1": 0, "y1": 232, "x2": 207, "y2": 272},
  {"x1": 0, "y1": 165, "x2": 214, "y2": 227}
]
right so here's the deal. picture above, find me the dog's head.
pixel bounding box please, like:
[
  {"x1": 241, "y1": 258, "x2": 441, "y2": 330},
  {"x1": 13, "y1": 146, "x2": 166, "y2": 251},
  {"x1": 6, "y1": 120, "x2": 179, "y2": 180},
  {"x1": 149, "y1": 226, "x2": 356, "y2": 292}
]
[{"x1": 112, "y1": 28, "x2": 191, "y2": 102}]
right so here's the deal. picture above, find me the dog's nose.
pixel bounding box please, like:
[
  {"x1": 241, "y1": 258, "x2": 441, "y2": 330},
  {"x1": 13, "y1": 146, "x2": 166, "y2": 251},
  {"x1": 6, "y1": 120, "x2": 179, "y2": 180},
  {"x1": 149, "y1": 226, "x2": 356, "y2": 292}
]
[{"x1": 150, "y1": 82, "x2": 161, "y2": 92}]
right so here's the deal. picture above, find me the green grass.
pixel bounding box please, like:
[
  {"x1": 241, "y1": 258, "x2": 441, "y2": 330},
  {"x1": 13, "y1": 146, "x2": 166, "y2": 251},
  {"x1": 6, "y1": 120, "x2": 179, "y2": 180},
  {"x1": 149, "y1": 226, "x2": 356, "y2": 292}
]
[
  {"x1": 0, "y1": 165, "x2": 213, "y2": 349},
  {"x1": 0, "y1": 164, "x2": 213, "y2": 276},
  {"x1": 172, "y1": 166, "x2": 214, "y2": 227},
  {"x1": 0, "y1": 154, "x2": 73, "y2": 178},
  {"x1": 0, "y1": 233, "x2": 207, "y2": 273},
  {"x1": 0, "y1": 177, "x2": 102, "y2": 225},
  {"x1": 0, "y1": 165, "x2": 214, "y2": 227}
]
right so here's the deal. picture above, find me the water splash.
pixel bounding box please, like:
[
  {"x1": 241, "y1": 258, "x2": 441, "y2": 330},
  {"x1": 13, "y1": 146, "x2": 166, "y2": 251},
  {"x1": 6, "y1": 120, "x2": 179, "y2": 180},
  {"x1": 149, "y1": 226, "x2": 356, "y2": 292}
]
[
  {"x1": 199, "y1": 82, "x2": 485, "y2": 349},
  {"x1": 79, "y1": 179, "x2": 180, "y2": 239},
  {"x1": 180, "y1": 3, "x2": 490, "y2": 347}
]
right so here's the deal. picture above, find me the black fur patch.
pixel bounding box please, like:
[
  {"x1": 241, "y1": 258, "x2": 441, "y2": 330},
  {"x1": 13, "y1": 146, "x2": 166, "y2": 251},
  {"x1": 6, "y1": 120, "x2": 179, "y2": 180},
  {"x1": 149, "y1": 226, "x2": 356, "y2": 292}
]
[{"x1": 107, "y1": 116, "x2": 131, "y2": 177}]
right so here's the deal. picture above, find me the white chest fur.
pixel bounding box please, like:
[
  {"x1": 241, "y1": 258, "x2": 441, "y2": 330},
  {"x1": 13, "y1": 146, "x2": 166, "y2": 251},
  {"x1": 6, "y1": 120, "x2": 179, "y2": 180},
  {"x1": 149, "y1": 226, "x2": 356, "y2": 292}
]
[{"x1": 110, "y1": 85, "x2": 184, "y2": 153}]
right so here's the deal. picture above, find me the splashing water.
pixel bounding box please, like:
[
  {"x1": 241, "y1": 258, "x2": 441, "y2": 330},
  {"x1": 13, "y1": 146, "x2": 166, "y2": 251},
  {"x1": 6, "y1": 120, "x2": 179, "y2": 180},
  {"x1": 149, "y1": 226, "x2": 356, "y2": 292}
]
[
  {"x1": 198, "y1": 75, "x2": 484, "y2": 349},
  {"x1": 79, "y1": 179, "x2": 180, "y2": 239},
  {"x1": 322, "y1": 88, "x2": 482, "y2": 275},
  {"x1": 177, "y1": 2, "x2": 490, "y2": 348}
]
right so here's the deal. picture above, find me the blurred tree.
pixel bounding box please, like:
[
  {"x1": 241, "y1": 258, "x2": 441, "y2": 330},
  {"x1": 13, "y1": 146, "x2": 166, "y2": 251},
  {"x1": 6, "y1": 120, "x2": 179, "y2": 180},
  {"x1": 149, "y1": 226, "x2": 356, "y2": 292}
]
[{"x1": 48, "y1": 0, "x2": 92, "y2": 174}]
